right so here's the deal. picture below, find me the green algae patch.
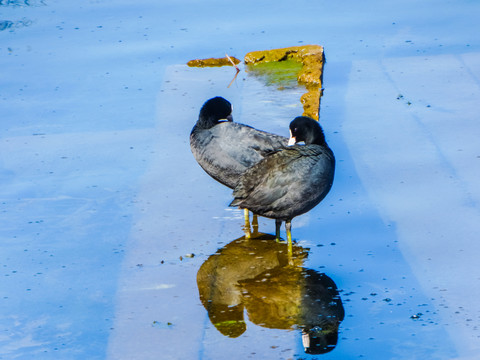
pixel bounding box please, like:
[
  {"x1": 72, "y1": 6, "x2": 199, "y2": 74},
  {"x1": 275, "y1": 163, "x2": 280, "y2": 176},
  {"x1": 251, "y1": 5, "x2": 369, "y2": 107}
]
[
  {"x1": 246, "y1": 59, "x2": 303, "y2": 88},
  {"x1": 245, "y1": 45, "x2": 325, "y2": 120},
  {"x1": 187, "y1": 56, "x2": 241, "y2": 68}
]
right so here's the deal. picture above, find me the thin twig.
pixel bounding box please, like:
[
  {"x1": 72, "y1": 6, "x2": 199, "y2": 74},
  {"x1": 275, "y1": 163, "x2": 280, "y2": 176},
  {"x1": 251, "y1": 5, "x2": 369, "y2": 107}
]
[
  {"x1": 225, "y1": 53, "x2": 240, "y2": 72},
  {"x1": 227, "y1": 70, "x2": 240, "y2": 88}
]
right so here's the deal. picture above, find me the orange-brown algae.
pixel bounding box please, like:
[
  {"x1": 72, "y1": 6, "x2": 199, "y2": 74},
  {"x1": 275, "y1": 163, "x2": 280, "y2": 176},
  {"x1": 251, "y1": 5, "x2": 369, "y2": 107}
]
[{"x1": 187, "y1": 56, "x2": 241, "y2": 68}]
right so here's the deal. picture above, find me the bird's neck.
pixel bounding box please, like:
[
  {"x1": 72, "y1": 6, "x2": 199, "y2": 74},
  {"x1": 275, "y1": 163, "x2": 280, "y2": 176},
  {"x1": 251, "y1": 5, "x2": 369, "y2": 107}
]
[
  {"x1": 196, "y1": 115, "x2": 218, "y2": 130},
  {"x1": 307, "y1": 128, "x2": 326, "y2": 146}
]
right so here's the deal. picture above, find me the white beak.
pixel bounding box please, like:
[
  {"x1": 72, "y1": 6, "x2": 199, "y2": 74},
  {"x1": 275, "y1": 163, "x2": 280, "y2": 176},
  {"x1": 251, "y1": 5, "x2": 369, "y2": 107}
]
[
  {"x1": 218, "y1": 114, "x2": 233, "y2": 122},
  {"x1": 288, "y1": 136, "x2": 296, "y2": 146}
]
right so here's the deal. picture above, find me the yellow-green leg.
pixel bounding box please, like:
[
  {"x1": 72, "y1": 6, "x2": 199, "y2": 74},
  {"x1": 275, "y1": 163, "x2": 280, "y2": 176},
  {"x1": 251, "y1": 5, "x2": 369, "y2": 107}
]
[
  {"x1": 286, "y1": 220, "x2": 293, "y2": 259},
  {"x1": 275, "y1": 219, "x2": 282, "y2": 242},
  {"x1": 244, "y1": 208, "x2": 251, "y2": 239}
]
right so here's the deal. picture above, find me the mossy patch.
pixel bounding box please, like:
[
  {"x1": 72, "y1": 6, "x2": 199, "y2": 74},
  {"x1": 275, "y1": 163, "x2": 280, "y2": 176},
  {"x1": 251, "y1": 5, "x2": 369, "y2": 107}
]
[
  {"x1": 245, "y1": 45, "x2": 325, "y2": 120},
  {"x1": 246, "y1": 59, "x2": 303, "y2": 88}
]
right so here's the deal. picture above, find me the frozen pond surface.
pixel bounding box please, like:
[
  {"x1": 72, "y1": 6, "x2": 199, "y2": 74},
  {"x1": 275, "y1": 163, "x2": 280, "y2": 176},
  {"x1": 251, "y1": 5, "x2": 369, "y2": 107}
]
[{"x1": 1, "y1": 1, "x2": 480, "y2": 359}]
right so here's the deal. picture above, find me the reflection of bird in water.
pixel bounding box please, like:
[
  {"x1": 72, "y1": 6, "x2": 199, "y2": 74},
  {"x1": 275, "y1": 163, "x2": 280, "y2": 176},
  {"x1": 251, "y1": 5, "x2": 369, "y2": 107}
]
[
  {"x1": 230, "y1": 116, "x2": 335, "y2": 254},
  {"x1": 196, "y1": 234, "x2": 344, "y2": 354},
  {"x1": 240, "y1": 267, "x2": 344, "y2": 354},
  {"x1": 190, "y1": 97, "x2": 288, "y2": 236},
  {"x1": 196, "y1": 232, "x2": 305, "y2": 338}
]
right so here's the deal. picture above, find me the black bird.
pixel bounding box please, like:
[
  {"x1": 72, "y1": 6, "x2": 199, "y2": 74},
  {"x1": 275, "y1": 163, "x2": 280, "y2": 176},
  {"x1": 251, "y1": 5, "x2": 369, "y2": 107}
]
[
  {"x1": 190, "y1": 96, "x2": 288, "y2": 188},
  {"x1": 230, "y1": 116, "x2": 335, "y2": 253},
  {"x1": 190, "y1": 97, "x2": 288, "y2": 233}
]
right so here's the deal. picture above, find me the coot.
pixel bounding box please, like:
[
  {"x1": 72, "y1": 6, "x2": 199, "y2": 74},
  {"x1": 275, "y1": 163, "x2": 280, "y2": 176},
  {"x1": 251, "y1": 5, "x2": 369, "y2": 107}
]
[
  {"x1": 190, "y1": 97, "x2": 288, "y2": 236},
  {"x1": 230, "y1": 116, "x2": 335, "y2": 253},
  {"x1": 190, "y1": 96, "x2": 288, "y2": 189}
]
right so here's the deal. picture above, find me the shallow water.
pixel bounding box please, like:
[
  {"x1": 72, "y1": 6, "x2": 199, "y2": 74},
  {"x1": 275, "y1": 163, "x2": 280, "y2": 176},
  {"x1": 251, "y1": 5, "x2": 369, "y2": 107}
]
[
  {"x1": 106, "y1": 65, "x2": 457, "y2": 359},
  {"x1": 1, "y1": 1, "x2": 480, "y2": 359}
]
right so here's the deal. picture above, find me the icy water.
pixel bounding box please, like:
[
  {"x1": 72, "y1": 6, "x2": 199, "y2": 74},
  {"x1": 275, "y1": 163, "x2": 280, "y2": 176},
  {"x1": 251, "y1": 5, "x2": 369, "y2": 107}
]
[{"x1": 1, "y1": 1, "x2": 480, "y2": 359}]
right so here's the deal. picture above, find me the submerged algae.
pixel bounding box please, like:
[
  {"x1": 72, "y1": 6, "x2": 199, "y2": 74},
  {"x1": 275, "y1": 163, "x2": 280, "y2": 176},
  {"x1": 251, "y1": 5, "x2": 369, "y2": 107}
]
[
  {"x1": 245, "y1": 59, "x2": 303, "y2": 88},
  {"x1": 245, "y1": 45, "x2": 325, "y2": 120}
]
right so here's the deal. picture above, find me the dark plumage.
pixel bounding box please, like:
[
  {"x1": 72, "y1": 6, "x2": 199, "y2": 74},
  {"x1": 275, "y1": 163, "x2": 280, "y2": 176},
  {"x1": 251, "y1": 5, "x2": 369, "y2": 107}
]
[
  {"x1": 230, "y1": 116, "x2": 335, "y2": 251},
  {"x1": 190, "y1": 97, "x2": 288, "y2": 189}
]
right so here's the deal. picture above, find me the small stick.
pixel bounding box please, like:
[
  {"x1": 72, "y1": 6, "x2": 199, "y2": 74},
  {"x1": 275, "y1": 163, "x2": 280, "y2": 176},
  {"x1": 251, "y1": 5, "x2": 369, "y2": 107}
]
[
  {"x1": 225, "y1": 53, "x2": 240, "y2": 72},
  {"x1": 227, "y1": 70, "x2": 239, "y2": 88}
]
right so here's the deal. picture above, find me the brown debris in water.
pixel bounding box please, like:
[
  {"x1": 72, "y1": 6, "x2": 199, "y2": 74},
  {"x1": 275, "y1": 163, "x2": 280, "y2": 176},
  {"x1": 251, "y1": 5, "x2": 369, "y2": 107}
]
[
  {"x1": 187, "y1": 56, "x2": 241, "y2": 68},
  {"x1": 244, "y1": 45, "x2": 325, "y2": 120}
]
